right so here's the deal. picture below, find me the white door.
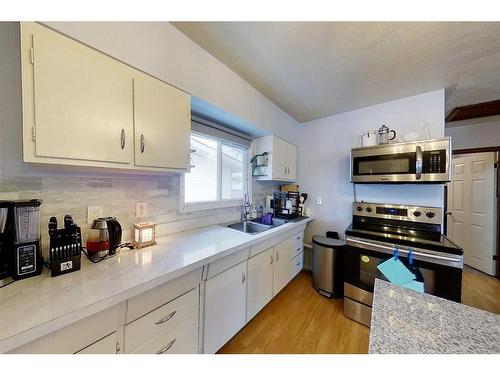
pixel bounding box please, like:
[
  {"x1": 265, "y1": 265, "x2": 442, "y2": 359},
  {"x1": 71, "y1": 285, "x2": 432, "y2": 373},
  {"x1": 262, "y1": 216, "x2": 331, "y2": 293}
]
[
  {"x1": 32, "y1": 24, "x2": 134, "y2": 164},
  {"x1": 447, "y1": 152, "x2": 497, "y2": 275},
  {"x1": 203, "y1": 261, "x2": 247, "y2": 353},
  {"x1": 247, "y1": 247, "x2": 274, "y2": 321},
  {"x1": 133, "y1": 74, "x2": 190, "y2": 169}
]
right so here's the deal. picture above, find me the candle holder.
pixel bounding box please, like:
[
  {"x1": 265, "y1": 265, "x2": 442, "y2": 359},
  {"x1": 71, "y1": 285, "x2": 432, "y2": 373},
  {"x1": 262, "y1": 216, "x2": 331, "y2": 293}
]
[{"x1": 133, "y1": 222, "x2": 157, "y2": 249}]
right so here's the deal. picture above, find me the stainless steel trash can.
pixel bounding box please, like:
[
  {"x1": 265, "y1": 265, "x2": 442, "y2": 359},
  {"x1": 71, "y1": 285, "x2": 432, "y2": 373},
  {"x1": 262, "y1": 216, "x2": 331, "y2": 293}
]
[{"x1": 312, "y1": 235, "x2": 344, "y2": 298}]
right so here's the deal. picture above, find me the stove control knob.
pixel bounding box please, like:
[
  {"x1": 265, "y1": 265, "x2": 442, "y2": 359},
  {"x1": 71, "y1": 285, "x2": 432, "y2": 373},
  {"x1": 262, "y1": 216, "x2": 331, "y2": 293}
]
[
  {"x1": 356, "y1": 206, "x2": 363, "y2": 212},
  {"x1": 366, "y1": 207, "x2": 372, "y2": 213},
  {"x1": 426, "y1": 212, "x2": 436, "y2": 218},
  {"x1": 413, "y1": 211, "x2": 421, "y2": 217}
]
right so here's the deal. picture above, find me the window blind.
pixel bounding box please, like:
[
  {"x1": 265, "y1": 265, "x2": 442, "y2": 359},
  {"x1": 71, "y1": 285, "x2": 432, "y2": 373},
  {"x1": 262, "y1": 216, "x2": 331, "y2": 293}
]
[{"x1": 191, "y1": 115, "x2": 252, "y2": 148}]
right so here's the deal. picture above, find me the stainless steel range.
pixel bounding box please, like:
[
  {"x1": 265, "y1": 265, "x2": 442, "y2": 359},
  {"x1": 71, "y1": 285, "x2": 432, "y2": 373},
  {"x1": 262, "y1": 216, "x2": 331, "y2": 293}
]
[{"x1": 344, "y1": 202, "x2": 463, "y2": 327}]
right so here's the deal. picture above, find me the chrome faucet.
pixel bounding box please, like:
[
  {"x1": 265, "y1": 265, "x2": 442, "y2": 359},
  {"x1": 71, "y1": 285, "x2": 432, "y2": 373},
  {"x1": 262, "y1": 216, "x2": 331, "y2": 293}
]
[{"x1": 242, "y1": 191, "x2": 250, "y2": 222}]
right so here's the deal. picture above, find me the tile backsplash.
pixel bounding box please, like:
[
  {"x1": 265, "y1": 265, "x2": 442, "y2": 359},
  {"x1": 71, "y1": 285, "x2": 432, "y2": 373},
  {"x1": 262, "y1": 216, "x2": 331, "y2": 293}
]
[{"x1": 0, "y1": 173, "x2": 280, "y2": 254}]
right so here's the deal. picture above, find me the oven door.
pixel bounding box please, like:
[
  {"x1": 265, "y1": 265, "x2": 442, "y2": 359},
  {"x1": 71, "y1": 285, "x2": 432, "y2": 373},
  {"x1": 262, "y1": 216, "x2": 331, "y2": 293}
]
[{"x1": 345, "y1": 236, "x2": 463, "y2": 303}]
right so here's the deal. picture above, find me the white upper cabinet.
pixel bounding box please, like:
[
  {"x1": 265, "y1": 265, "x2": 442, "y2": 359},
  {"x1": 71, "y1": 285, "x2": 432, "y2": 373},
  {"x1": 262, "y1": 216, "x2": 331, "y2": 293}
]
[
  {"x1": 20, "y1": 22, "x2": 191, "y2": 173},
  {"x1": 252, "y1": 135, "x2": 297, "y2": 181},
  {"x1": 26, "y1": 22, "x2": 134, "y2": 165},
  {"x1": 133, "y1": 74, "x2": 190, "y2": 170}
]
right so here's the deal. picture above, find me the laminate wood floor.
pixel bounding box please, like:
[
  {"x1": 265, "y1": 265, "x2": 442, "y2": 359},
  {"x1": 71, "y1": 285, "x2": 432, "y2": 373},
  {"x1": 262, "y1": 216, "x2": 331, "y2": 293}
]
[{"x1": 218, "y1": 270, "x2": 500, "y2": 354}]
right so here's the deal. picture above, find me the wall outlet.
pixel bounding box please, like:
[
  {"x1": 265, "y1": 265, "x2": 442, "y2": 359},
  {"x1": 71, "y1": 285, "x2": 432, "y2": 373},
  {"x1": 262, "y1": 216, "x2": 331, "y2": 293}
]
[
  {"x1": 316, "y1": 196, "x2": 322, "y2": 205},
  {"x1": 87, "y1": 206, "x2": 103, "y2": 224},
  {"x1": 135, "y1": 202, "x2": 148, "y2": 218}
]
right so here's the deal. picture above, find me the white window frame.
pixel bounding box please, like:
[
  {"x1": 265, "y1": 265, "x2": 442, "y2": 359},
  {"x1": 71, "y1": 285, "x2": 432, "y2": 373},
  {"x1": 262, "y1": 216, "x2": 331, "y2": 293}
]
[{"x1": 180, "y1": 131, "x2": 251, "y2": 213}]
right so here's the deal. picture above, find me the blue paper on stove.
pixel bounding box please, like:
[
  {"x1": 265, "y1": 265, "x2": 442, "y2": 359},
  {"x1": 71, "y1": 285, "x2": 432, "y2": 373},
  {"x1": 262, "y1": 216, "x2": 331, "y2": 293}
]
[
  {"x1": 400, "y1": 279, "x2": 425, "y2": 293},
  {"x1": 377, "y1": 258, "x2": 416, "y2": 285}
]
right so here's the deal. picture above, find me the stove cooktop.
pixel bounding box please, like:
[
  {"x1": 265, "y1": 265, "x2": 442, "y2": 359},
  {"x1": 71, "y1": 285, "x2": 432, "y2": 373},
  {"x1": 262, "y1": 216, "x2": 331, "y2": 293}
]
[{"x1": 345, "y1": 224, "x2": 463, "y2": 256}]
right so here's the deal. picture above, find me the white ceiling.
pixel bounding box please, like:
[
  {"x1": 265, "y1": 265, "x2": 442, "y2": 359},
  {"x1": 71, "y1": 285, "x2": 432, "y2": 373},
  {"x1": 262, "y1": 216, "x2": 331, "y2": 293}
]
[{"x1": 172, "y1": 22, "x2": 500, "y2": 123}]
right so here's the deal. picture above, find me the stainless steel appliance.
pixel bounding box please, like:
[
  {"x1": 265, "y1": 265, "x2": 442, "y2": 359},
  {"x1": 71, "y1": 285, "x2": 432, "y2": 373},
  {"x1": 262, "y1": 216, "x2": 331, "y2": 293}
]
[
  {"x1": 312, "y1": 236, "x2": 344, "y2": 298},
  {"x1": 350, "y1": 137, "x2": 451, "y2": 183},
  {"x1": 344, "y1": 202, "x2": 463, "y2": 327},
  {"x1": 0, "y1": 200, "x2": 43, "y2": 286}
]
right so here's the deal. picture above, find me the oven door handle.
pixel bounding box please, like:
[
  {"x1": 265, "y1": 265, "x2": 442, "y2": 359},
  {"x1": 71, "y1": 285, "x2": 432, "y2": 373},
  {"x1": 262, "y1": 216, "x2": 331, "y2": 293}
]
[
  {"x1": 347, "y1": 238, "x2": 462, "y2": 263},
  {"x1": 415, "y1": 145, "x2": 423, "y2": 180}
]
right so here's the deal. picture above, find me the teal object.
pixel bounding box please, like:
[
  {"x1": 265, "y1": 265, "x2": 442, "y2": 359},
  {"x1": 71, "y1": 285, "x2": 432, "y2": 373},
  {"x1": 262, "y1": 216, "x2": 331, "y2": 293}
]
[
  {"x1": 377, "y1": 258, "x2": 416, "y2": 285},
  {"x1": 400, "y1": 279, "x2": 424, "y2": 293}
]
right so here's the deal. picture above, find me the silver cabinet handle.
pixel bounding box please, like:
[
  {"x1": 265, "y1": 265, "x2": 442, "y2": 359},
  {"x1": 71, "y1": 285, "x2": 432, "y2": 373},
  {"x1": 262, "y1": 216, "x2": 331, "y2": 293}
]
[
  {"x1": 241, "y1": 272, "x2": 246, "y2": 283},
  {"x1": 140, "y1": 134, "x2": 145, "y2": 153},
  {"x1": 120, "y1": 129, "x2": 125, "y2": 150},
  {"x1": 416, "y1": 145, "x2": 423, "y2": 180},
  {"x1": 155, "y1": 310, "x2": 176, "y2": 325},
  {"x1": 296, "y1": 260, "x2": 301, "y2": 266},
  {"x1": 156, "y1": 338, "x2": 176, "y2": 354},
  {"x1": 276, "y1": 252, "x2": 279, "y2": 261},
  {"x1": 297, "y1": 248, "x2": 301, "y2": 253},
  {"x1": 270, "y1": 255, "x2": 273, "y2": 265}
]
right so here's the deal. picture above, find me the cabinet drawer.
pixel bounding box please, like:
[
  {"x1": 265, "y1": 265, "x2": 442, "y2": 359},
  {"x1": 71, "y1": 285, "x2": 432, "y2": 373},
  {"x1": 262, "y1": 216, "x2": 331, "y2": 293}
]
[
  {"x1": 132, "y1": 313, "x2": 198, "y2": 354},
  {"x1": 126, "y1": 268, "x2": 202, "y2": 323},
  {"x1": 76, "y1": 332, "x2": 118, "y2": 354},
  {"x1": 9, "y1": 304, "x2": 121, "y2": 354},
  {"x1": 205, "y1": 248, "x2": 249, "y2": 280},
  {"x1": 295, "y1": 231, "x2": 304, "y2": 255},
  {"x1": 125, "y1": 287, "x2": 198, "y2": 353},
  {"x1": 291, "y1": 251, "x2": 304, "y2": 278}
]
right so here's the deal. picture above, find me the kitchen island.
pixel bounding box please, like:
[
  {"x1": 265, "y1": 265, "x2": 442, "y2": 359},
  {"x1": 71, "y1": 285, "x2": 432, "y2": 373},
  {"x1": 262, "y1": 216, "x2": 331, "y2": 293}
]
[{"x1": 369, "y1": 279, "x2": 500, "y2": 354}]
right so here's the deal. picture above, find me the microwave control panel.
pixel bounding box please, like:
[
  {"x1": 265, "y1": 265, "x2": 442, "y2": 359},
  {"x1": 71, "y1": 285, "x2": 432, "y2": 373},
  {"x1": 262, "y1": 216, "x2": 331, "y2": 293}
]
[{"x1": 422, "y1": 150, "x2": 446, "y2": 174}]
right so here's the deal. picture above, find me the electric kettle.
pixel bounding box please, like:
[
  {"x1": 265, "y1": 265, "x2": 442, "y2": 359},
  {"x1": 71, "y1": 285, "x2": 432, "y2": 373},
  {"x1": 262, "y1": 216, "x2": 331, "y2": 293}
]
[
  {"x1": 377, "y1": 124, "x2": 397, "y2": 145},
  {"x1": 87, "y1": 217, "x2": 122, "y2": 258}
]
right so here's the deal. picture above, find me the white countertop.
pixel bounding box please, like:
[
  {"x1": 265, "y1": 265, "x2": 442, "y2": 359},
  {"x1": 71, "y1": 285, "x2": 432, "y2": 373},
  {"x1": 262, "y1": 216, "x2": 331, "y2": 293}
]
[{"x1": 0, "y1": 217, "x2": 312, "y2": 352}]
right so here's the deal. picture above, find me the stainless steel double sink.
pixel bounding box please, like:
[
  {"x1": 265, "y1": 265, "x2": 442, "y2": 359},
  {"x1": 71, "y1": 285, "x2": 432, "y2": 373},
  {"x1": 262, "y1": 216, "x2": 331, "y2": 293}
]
[{"x1": 226, "y1": 217, "x2": 288, "y2": 235}]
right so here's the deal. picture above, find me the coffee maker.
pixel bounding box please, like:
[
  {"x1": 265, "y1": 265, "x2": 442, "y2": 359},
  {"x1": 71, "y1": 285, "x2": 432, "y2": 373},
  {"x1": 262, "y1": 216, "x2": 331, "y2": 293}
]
[{"x1": 0, "y1": 199, "x2": 43, "y2": 286}]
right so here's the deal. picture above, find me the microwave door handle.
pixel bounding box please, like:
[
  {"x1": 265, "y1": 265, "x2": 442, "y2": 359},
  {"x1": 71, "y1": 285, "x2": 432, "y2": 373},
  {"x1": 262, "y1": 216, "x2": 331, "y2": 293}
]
[{"x1": 416, "y1": 146, "x2": 423, "y2": 180}]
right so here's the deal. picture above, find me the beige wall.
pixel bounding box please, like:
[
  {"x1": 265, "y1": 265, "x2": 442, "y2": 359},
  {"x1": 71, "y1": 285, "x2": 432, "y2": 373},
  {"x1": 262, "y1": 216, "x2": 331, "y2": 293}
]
[{"x1": 446, "y1": 118, "x2": 500, "y2": 150}]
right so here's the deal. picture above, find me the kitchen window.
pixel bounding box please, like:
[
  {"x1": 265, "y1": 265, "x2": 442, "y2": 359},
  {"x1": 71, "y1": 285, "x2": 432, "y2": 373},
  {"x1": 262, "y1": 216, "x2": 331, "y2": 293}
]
[{"x1": 181, "y1": 117, "x2": 250, "y2": 212}]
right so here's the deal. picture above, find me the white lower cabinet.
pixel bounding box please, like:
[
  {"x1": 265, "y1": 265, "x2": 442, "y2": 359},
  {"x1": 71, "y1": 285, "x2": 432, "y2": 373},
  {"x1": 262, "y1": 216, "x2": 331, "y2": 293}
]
[
  {"x1": 132, "y1": 313, "x2": 198, "y2": 354},
  {"x1": 273, "y1": 236, "x2": 296, "y2": 296},
  {"x1": 125, "y1": 287, "x2": 199, "y2": 353},
  {"x1": 203, "y1": 261, "x2": 247, "y2": 354},
  {"x1": 76, "y1": 331, "x2": 120, "y2": 354},
  {"x1": 247, "y1": 247, "x2": 274, "y2": 321}
]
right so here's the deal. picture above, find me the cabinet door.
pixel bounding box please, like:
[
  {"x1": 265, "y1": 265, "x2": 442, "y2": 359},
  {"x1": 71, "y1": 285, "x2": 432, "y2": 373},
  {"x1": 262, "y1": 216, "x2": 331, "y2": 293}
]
[
  {"x1": 133, "y1": 74, "x2": 190, "y2": 169},
  {"x1": 272, "y1": 137, "x2": 288, "y2": 180},
  {"x1": 247, "y1": 247, "x2": 274, "y2": 321},
  {"x1": 290, "y1": 251, "x2": 304, "y2": 280},
  {"x1": 76, "y1": 332, "x2": 118, "y2": 354},
  {"x1": 285, "y1": 142, "x2": 297, "y2": 180},
  {"x1": 273, "y1": 242, "x2": 289, "y2": 296},
  {"x1": 32, "y1": 24, "x2": 134, "y2": 164},
  {"x1": 203, "y1": 261, "x2": 247, "y2": 353}
]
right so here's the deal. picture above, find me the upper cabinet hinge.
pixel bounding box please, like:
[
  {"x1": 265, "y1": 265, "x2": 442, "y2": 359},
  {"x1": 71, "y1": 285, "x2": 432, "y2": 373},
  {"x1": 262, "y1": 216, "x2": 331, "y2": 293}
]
[
  {"x1": 29, "y1": 48, "x2": 35, "y2": 65},
  {"x1": 32, "y1": 126, "x2": 36, "y2": 141}
]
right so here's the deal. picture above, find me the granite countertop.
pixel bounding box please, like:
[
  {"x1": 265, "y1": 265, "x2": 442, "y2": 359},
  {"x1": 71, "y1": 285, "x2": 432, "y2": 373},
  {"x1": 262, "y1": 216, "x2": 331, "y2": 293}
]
[
  {"x1": 0, "y1": 217, "x2": 312, "y2": 353},
  {"x1": 369, "y1": 279, "x2": 500, "y2": 354}
]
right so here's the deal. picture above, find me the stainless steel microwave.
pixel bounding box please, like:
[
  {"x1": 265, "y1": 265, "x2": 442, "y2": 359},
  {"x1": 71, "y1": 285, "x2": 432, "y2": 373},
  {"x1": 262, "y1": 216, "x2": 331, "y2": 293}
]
[{"x1": 350, "y1": 137, "x2": 451, "y2": 183}]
